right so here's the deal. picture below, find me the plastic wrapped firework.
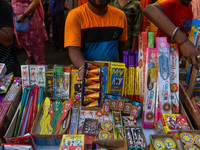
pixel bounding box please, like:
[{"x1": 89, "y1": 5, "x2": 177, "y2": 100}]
[
  {"x1": 123, "y1": 51, "x2": 129, "y2": 97},
  {"x1": 84, "y1": 83, "x2": 100, "y2": 91},
  {"x1": 135, "y1": 50, "x2": 139, "y2": 101},
  {"x1": 142, "y1": 47, "x2": 158, "y2": 128},
  {"x1": 86, "y1": 100, "x2": 99, "y2": 107},
  {"x1": 157, "y1": 37, "x2": 171, "y2": 116},
  {"x1": 85, "y1": 75, "x2": 100, "y2": 83},
  {"x1": 85, "y1": 91, "x2": 100, "y2": 99},
  {"x1": 83, "y1": 88, "x2": 96, "y2": 95},
  {"x1": 170, "y1": 44, "x2": 179, "y2": 114},
  {"x1": 86, "y1": 63, "x2": 99, "y2": 70},
  {"x1": 83, "y1": 97, "x2": 96, "y2": 104},
  {"x1": 85, "y1": 68, "x2": 101, "y2": 76},
  {"x1": 128, "y1": 50, "x2": 135, "y2": 99},
  {"x1": 84, "y1": 78, "x2": 96, "y2": 86}
]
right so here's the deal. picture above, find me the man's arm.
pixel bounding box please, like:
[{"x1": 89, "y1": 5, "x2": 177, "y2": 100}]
[
  {"x1": 16, "y1": 0, "x2": 40, "y2": 22},
  {"x1": 0, "y1": 27, "x2": 13, "y2": 47},
  {"x1": 118, "y1": 41, "x2": 127, "y2": 62},
  {"x1": 64, "y1": 0, "x2": 70, "y2": 11},
  {"x1": 144, "y1": 4, "x2": 200, "y2": 69},
  {"x1": 131, "y1": 36, "x2": 138, "y2": 51},
  {"x1": 68, "y1": 46, "x2": 85, "y2": 78}
]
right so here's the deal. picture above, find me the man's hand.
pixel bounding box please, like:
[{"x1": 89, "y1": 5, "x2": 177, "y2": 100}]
[
  {"x1": 179, "y1": 40, "x2": 200, "y2": 70},
  {"x1": 78, "y1": 67, "x2": 84, "y2": 80},
  {"x1": 68, "y1": 46, "x2": 85, "y2": 79}
]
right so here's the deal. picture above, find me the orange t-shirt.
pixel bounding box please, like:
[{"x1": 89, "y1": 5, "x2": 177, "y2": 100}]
[{"x1": 64, "y1": 4, "x2": 127, "y2": 61}]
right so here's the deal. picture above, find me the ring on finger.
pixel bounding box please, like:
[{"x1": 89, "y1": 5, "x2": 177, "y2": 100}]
[{"x1": 197, "y1": 55, "x2": 200, "y2": 59}]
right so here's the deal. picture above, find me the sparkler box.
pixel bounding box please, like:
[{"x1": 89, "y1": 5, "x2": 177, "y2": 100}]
[
  {"x1": 142, "y1": 47, "x2": 158, "y2": 128},
  {"x1": 156, "y1": 37, "x2": 171, "y2": 116},
  {"x1": 29, "y1": 65, "x2": 38, "y2": 86},
  {"x1": 21, "y1": 65, "x2": 30, "y2": 90},
  {"x1": 109, "y1": 62, "x2": 126, "y2": 96},
  {"x1": 37, "y1": 65, "x2": 48, "y2": 87},
  {"x1": 169, "y1": 44, "x2": 179, "y2": 114}
]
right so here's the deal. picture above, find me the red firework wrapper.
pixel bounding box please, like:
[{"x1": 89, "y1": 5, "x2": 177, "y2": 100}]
[
  {"x1": 86, "y1": 75, "x2": 101, "y2": 83},
  {"x1": 85, "y1": 83, "x2": 100, "y2": 91},
  {"x1": 86, "y1": 63, "x2": 99, "y2": 70},
  {"x1": 86, "y1": 100, "x2": 99, "y2": 107},
  {"x1": 83, "y1": 97, "x2": 96, "y2": 104},
  {"x1": 85, "y1": 91, "x2": 100, "y2": 99},
  {"x1": 84, "y1": 78, "x2": 96, "y2": 86},
  {"x1": 84, "y1": 87, "x2": 96, "y2": 95}
]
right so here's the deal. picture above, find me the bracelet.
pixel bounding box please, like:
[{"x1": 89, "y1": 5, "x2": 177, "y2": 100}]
[
  {"x1": 171, "y1": 27, "x2": 179, "y2": 41},
  {"x1": 23, "y1": 13, "x2": 28, "y2": 18},
  {"x1": 78, "y1": 65, "x2": 84, "y2": 72},
  {"x1": 178, "y1": 38, "x2": 189, "y2": 47}
]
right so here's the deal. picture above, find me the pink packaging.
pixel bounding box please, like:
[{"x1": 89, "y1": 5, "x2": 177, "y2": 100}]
[
  {"x1": 142, "y1": 47, "x2": 158, "y2": 128},
  {"x1": 156, "y1": 37, "x2": 172, "y2": 118},
  {"x1": 170, "y1": 44, "x2": 179, "y2": 114}
]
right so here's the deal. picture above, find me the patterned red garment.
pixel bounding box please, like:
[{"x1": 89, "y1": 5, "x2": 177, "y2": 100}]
[{"x1": 12, "y1": 0, "x2": 48, "y2": 65}]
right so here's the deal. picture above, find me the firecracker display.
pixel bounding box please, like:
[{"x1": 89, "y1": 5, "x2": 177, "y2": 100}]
[{"x1": 0, "y1": 17, "x2": 200, "y2": 150}]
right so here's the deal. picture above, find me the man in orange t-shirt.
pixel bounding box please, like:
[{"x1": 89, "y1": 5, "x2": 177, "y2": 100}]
[{"x1": 64, "y1": 0, "x2": 127, "y2": 78}]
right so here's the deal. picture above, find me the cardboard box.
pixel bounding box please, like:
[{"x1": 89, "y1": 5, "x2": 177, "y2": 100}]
[
  {"x1": 157, "y1": 101, "x2": 194, "y2": 139},
  {"x1": 31, "y1": 99, "x2": 71, "y2": 146},
  {"x1": 0, "y1": 84, "x2": 22, "y2": 144},
  {"x1": 4, "y1": 104, "x2": 36, "y2": 150},
  {"x1": 180, "y1": 83, "x2": 200, "y2": 129},
  {"x1": 124, "y1": 126, "x2": 147, "y2": 150},
  {"x1": 92, "y1": 140, "x2": 127, "y2": 150},
  {"x1": 177, "y1": 130, "x2": 200, "y2": 150},
  {"x1": 149, "y1": 134, "x2": 181, "y2": 150},
  {"x1": 2, "y1": 86, "x2": 22, "y2": 129}
]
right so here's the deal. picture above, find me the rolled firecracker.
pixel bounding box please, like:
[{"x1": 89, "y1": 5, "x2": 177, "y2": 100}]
[
  {"x1": 85, "y1": 83, "x2": 100, "y2": 91},
  {"x1": 83, "y1": 97, "x2": 96, "y2": 104},
  {"x1": 84, "y1": 78, "x2": 96, "y2": 86},
  {"x1": 86, "y1": 63, "x2": 99, "y2": 70},
  {"x1": 85, "y1": 71, "x2": 96, "y2": 78},
  {"x1": 84, "y1": 87, "x2": 96, "y2": 95},
  {"x1": 87, "y1": 68, "x2": 101, "y2": 75},
  {"x1": 85, "y1": 91, "x2": 100, "y2": 99},
  {"x1": 86, "y1": 100, "x2": 99, "y2": 107},
  {"x1": 86, "y1": 75, "x2": 101, "y2": 82}
]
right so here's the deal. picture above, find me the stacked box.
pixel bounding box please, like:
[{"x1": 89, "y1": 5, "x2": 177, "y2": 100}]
[
  {"x1": 156, "y1": 37, "x2": 171, "y2": 115},
  {"x1": 143, "y1": 47, "x2": 158, "y2": 128},
  {"x1": 21, "y1": 65, "x2": 30, "y2": 90},
  {"x1": 170, "y1": 44, "x2": 179, "y2": 114},
  {"x1": 29, "y1": 65, "x2": 38, "y2": 86}
]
